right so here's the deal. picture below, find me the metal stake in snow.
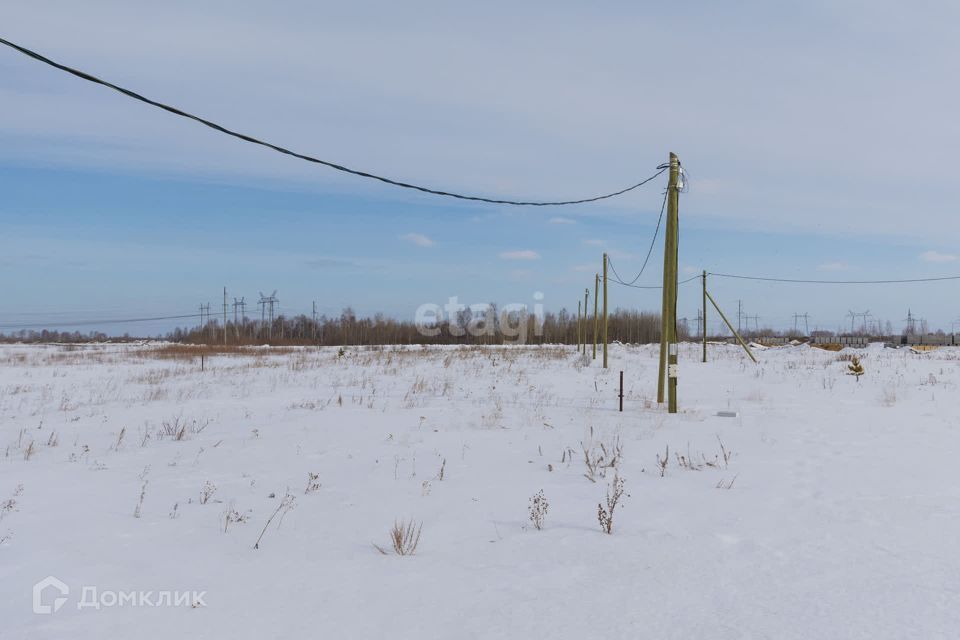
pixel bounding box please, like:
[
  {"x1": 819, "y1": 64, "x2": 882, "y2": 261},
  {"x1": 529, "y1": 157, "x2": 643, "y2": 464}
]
[{"x1": 619, "y1": 371, "x2": 624, "y2": 412}]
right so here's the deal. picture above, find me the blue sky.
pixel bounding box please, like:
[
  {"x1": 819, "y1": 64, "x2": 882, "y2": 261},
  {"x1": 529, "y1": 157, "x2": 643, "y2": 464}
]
[{"x1": 2, "y1": 1, "x2": 959, "y2": 335}]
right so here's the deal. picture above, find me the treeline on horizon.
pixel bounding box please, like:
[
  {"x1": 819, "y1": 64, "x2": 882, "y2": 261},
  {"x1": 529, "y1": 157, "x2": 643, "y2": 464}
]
[
  {"x1": 171, "y1": 307, "x2": 681, "y2": 346},
  {"x1": 1, "y1": 307, "x2": 677, "y2": 345},
  {"x1": 1, "y1": 306, "x2": 950, "y2": 345}
]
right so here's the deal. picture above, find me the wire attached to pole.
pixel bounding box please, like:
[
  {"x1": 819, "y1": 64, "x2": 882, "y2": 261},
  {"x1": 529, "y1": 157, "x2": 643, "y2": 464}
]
[
  {"x1": 708, "y1": 272, "x2": 960, "y2": 285},
  {"x1": 607, "y1": 275, "x2": 701, "y2": 290},
  {"x1": 606, "y1": 188, "x2": 669, "y2": 286},
  {"x1": 0, "y1": 36, "x2": 665, "y2": 206}
]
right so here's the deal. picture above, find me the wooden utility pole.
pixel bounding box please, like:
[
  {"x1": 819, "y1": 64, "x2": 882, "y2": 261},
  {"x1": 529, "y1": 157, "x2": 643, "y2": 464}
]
[
  {"x1": 702, "y1": 270, "x2": 708, "y2": 363},
  {"x1": 223, "y1": 287, "x2": 228, "y2": 346},
  {"x1": 583, "y1": 288, "x2": 589, "y2": 355},
  {"x1": 602, "y1": 253, "x2": 609, "y2": 368},
  {"x1": 577, "y1": 300, "x2": 582, "y2": 350},
  {"x1": 593, "y1": 273, "x2": 599, "y2": 360},
  {"x1": 657, "y1": 152, "x2": 681, "y2": 413}
]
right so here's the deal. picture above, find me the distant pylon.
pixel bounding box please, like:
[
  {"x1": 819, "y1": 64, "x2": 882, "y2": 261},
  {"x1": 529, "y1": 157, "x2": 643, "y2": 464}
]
[
  {"x1": 792, "y1": 312, "x2": 810, "y2": 336},
  {"x1": 903, "y1": 309, "x2": 916, "y2": 335},
  {"x1": 258, "y1": 291, "x2": 278, "y2": 341},
  {"x1": 233, "y1": 297, "x2": 246, "y2": 341}
]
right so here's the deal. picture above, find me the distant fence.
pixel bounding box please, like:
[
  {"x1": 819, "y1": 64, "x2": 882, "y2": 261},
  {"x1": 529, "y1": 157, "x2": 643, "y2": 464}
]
[
  {"x1": 737, "y1": 334, "x2": 960, "y2": 347},
  {"x1": 753, "y1": 337, "x2": 792, "y2": 346},
  {"x1": 812, "y1": 335, "x2": 871, "y2": 347},
  {"x1": 900, "y1": 334, "x2": 957, "y2": 346}
]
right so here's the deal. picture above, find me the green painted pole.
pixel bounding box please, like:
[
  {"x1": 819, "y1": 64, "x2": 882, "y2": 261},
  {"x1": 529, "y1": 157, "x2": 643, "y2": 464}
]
[
  {"x1": 658, "y1": 154, "x2": 680, "y2": 405},
  {"x1": 602, "y1": 253, "x2": 609, "y2": 368},
  {"x1": 657, "y1": 267, "x2": 668, "y2": 403},
  {"x1": 665, "y1": 153, "x2": 680, "y2": 414},
  {"x1": 583, "y1": 288, "x2": 589, "y2": 355},
  {"x1": 702, "y1": 270, "x2": 708, "y2": 363},
  {"x1": 593, "y1": 273, "x2": 599, "y2": 360},
  {"x1": 577, "y1": 300, "x2": 582, "y2": 351}
]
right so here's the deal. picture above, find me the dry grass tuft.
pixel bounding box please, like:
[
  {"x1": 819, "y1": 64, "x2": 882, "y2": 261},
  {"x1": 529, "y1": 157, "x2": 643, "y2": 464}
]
[
  {"x1": 253, "y1": 493, "x2": 296, "y2": 549},
  {"x1": 656, "y1": 444, "x2": 669, "y2": 477},
  {"x1": 304, "y1": 472, "x2": 321, "y2": 494},
  {"x1": 144, "y1": 344, "x2": 299, "y2": 361},
  {"x1": 528, "y1": 490, "x2": 549, "y2": 530},
  {"x1": 374, "y1": 519, "x2": 422, "y2": 556},
  {"x1": 811, "y1": 343, "x2": 844, "y2": 352},
  {"x1": 598, "y1": 472, "x2": 627, "y2": 534},
  {"x1": 581, "y1": 427, "x2": 623, "y2": 482}
]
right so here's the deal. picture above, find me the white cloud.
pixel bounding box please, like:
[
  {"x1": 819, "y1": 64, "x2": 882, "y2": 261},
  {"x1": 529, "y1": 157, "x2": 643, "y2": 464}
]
[
  {"x1": 399, "y1": 232, "x2": 434, "y2": 247},
  {"x1": 549, "y1": 217, "x2": 576, "y2": 225},
  {"x1": 817, "y1": 262, "x2": 851, "y2": 272},
  {"x1": 499, "y1": 250, "x2": 540, "y2": 261},
  {"x1": 919, "y1": 250, "x2": 958, "y2": 263}
]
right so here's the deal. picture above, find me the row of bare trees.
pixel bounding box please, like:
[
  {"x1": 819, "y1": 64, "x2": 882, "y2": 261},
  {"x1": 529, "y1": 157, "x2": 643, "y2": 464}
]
[
  {"x1": 0, "y1": 329, "x2": 115, "y2": 344},
  {"x1": 165, "y1": 307, "x2": 685, "y2": 346},
  {"x1": 8, "y1": 308, "x2": 947, "y2": 346}
]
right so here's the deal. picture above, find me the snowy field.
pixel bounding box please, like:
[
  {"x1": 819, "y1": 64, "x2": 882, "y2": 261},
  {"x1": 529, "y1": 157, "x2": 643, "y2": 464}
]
[{"x1": 1, "y1": 341, "x2": 958, "y2": 639}]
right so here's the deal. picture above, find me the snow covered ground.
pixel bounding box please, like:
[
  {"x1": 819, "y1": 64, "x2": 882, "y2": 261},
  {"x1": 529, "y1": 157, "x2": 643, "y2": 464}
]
[{"x1": 1, "y1": 342, "x2": 958, "y2": 639}]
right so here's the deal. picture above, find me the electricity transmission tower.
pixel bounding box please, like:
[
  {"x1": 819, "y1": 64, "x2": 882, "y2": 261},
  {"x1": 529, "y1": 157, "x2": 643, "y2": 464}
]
[
  {"x1": 903, "y1": 309, "x2": 917, "y2": 335},
  {"x1": 199, "y1": 303, "x2": 211, "y2": 339},
  {"x1": 792, "y1": 312, "x2": 810, "y2": 336},
  {"x1": 233, "y1": 297, "x2": 246, "y2": 341},
  {"x1": 848, "y1": 310, "x2": 870, "y2": 334},
  {"x1": 258, "y1": 291, "x2": 278, "y2": 341}
]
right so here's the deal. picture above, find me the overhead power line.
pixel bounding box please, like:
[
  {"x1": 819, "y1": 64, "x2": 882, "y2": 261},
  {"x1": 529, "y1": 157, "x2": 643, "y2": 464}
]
[
  {"x1": 606, "y1": 188, "x2": 669, "y2": 286},
  {"x1": 0, "y1": 36, "x2": 665, "y2": 206},
  {"x1": 0, "y1": 313, "x2": 203, "y2": 330},
  {"x1": 708, "y1": 272, "x2": 960, "y2": 285},
  {"x1": 608, "y1": 274, "x2": 700, "y2": 290}
]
